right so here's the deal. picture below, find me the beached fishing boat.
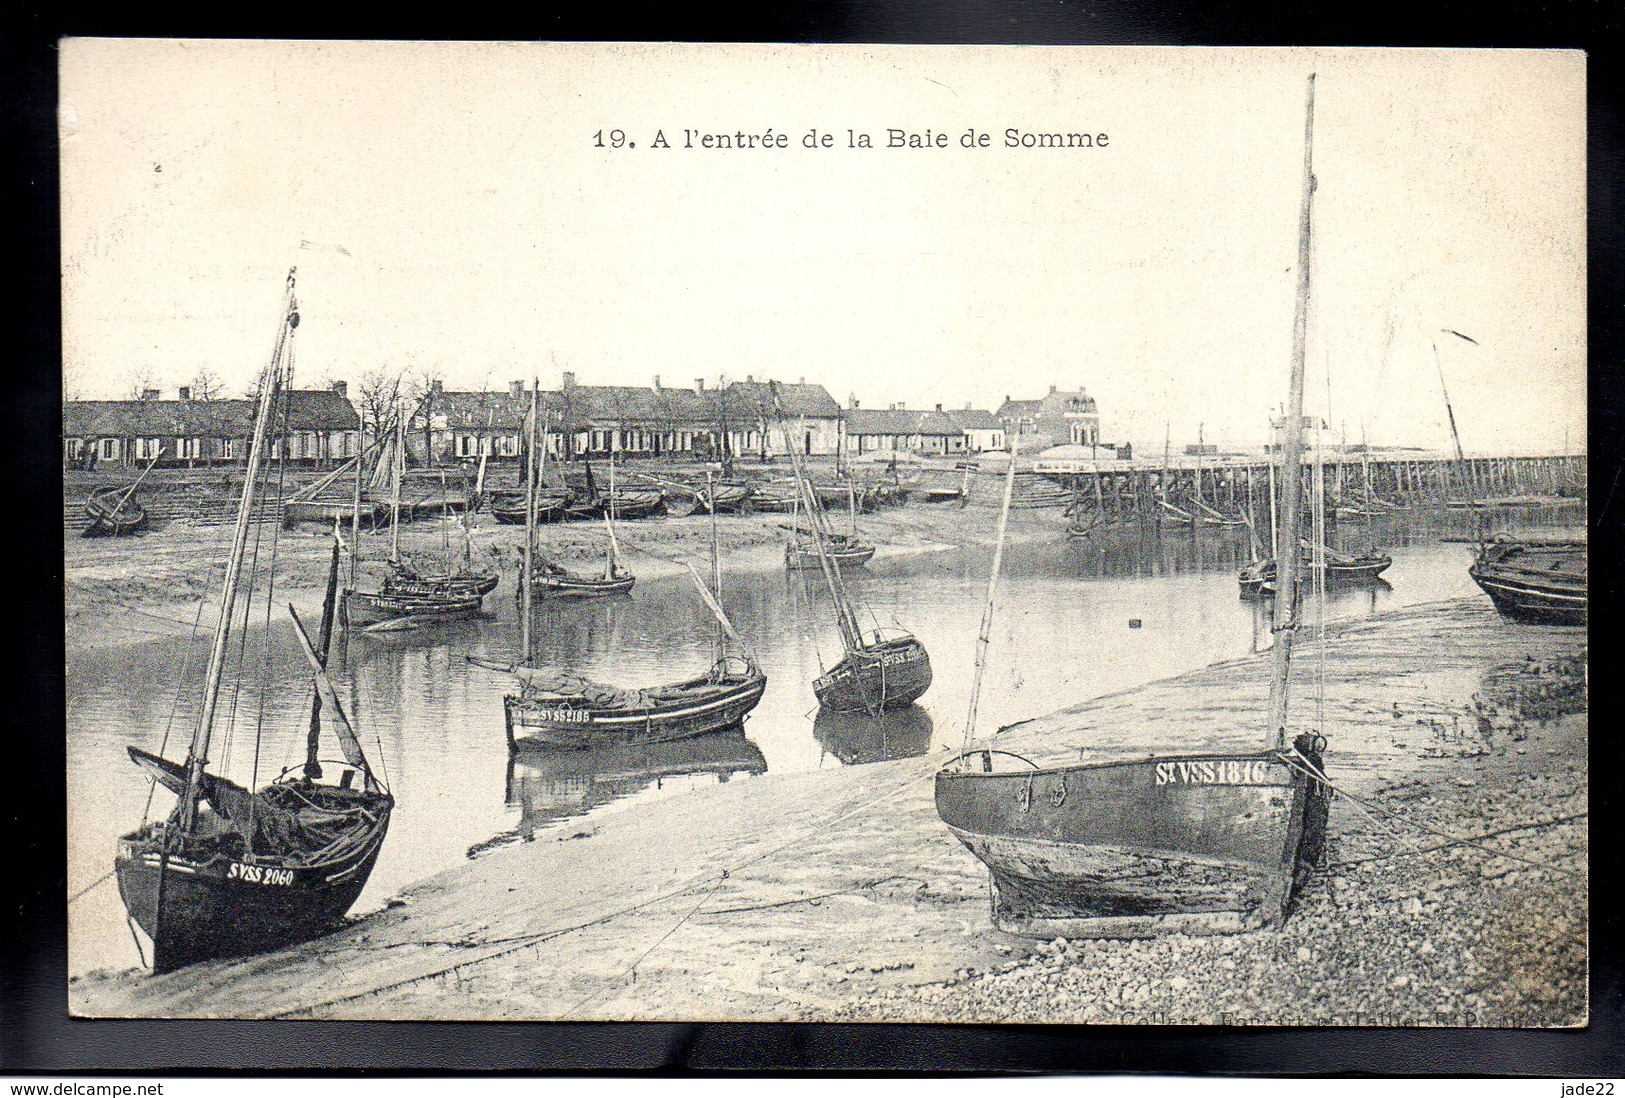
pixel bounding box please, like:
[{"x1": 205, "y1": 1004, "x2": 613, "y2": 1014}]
[
  {"x1": 114, "y1": 271, "x2": 393, "y2": 973},
  {"x1": 773, "y1": 383, "x2": 931, "y2": 712},
  {"x1": 935, "y1": 77, "x2": 1332, "y2": 939},
  {"x1": 343, "y1": 406, "x2": 488, "y2": 632},
  {"x1": 785, "y1": 480, "x2": 876, "y2": 570},
  {"x1": 84, "y1": 482, "x2": 150, "y2": 537},
  {"x1": 1469, "y1": 534, "x2": 1586, "y2": 625},
  {"x1": 490, "y1": 488, "x2": 570, "y2": 524}
]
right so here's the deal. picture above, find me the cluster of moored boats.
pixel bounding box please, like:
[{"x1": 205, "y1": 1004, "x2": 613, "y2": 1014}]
[{"x1": 105, "y1": 77, "x2": 1584, "y2": 981}]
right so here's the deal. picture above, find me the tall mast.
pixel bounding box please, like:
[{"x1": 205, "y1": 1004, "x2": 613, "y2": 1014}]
[
  {"x1": 521, "y1": 380, "x2": 537, "y2": 660},
  {"x1": 389, "y1": 401, "x2": 404, "y2": 562},
  {"x1": 179, "y1": 269, "x2": 297, "y2": 830},
  {"x1": 1267, "y1": 73, "x2": 1317, "y2": 750},
  {"x1": 773, "y1": 383, "x2": 862, "y2": 652},
  {"x1": 960, "y1": 451, "x2": 1019, "y2": 753},
  {"x1": 708, "y1": 470, "x2": 724, "y2": 656}
]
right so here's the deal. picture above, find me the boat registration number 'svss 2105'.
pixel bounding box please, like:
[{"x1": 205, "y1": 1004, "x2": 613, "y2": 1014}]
[
  {"x1": 1153, "y1": 759, "x2": 1286, "y2": 786},
  {"x1": 226, "y1": 863, "x2": 296, "y2": 886}
]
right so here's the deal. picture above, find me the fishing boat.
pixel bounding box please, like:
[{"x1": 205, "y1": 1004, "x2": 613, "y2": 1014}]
[
  {"x1": 114, "y1": 271, "x2": 393, "y2": 973},
  {"x1": 773, "y1": 383, "x2": 931, "y2": 712},
  {"x1": 697, "y1": 480, "x2": 755, "y2": 515},
  {"x1": 484, "y1": 402, "x2": 766, "y2": 748},
  {"x1": 1469, "y1": 533, "x2": 1586, "y2": 625},
  {"x1": 1238, "y1": 542, "x2": 1392, "y2": 592},
  {"x1": 490, "y1": 488, "x2": 570, "y2": 524},
  {"x1": 935, "y1": 76, "x2": 1332, "y2": 939},
  {"x1": 342, "y1": 405, "x2": 488, "y2": 631},
  {"x1": 498, "y1": 656, "x2": 767, "y2": 749},
  {"x1": 530, "y1": 549, "x2": 636, "y2": 598},
  {"x1": 84, "y1": 483, "x2": 150, "y2": 537},
  {"x1": 784, "y1": 480, "x2": 875, "y2": 570}
]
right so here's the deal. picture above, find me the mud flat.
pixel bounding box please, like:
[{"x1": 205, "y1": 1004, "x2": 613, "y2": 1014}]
[
  {"x1": 70, "y1": 598, "x2": 1585, "y2": 1025},
  {"x1": 62, "y1": 501, "x2": 985, "y2": 652}
]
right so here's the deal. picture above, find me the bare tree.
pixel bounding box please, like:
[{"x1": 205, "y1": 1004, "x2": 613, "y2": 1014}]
[
  {"x1": 404, "y1": 366, "x2": 445, "y2": 466},
  {"x1": 125, "y1": 366, "x2": 162, "y2": 400},
  {"x1": 354, "y1": 367, "x2": 405, "y2": 451},
  {"x1": 190, "y1": 367, "x2": 224, "y2": 401}
]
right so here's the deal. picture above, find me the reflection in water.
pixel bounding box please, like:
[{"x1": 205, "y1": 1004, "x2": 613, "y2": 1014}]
[
  {"x1": 66, "y1": 505, "x2": 1576, "y2": 975},
  {"x1": 813, "y1": 704, "x2": 935, "y2": 766},
  {"x1": 500, "y1": 724, "x2": 767, "y2": 842}
]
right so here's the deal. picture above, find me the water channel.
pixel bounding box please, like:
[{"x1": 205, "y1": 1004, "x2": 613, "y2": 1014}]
[{"x1": 66, "y1": 504, "x2": 1580, "y2": 975}]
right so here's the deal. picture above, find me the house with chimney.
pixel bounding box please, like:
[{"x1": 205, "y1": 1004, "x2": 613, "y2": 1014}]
[
  {"x1": 722, "y1": 377, "x2": 843, "y2": 457},
  {"x1": 62, "y1": 382, "x2": 361, "y2": 469},
  {"x1": 996, "y1": 384, "x2": 1101, "y2": 452}
]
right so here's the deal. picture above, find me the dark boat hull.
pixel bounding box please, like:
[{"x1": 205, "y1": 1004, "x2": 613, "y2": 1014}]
[
  {"x1": 1469, "y1": 539, "x2": 1586, "y2": 625},
  {"x1": 114, "y1": 796, "x2": 391, "y2": 973},
  {"x1": 935, "y1": 750, "x2": 1325, "y2": 938},
  {"x1": 385, "y1": 567, "x2": 500, "y2": 599},
  {"x1": 83, "y1": 487, "x2": 148, "y2": 537},
  {"x1": 1238, "y1": 555, "x2": 1392, "y2": 592},
  {"x1": 504, "y1": 663, "x2": 767, "y2": 749},
  {"x1": 344, "y1": 588, "x2": 484, "y2": 629},
  {"x1": 489, "y1": 493, "x2": 570, "y2": 525},
  {"x1": 814, "y1": 636, "x2": 932, "y2": 712}
]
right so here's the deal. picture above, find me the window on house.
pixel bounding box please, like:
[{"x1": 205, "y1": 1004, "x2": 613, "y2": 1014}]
[{"x1": 135, "y1": 438, "x2": 161, "y2": 460}]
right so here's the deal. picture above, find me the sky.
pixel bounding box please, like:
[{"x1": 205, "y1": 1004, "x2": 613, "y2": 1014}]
[{"x1": 59, "y1": 42, "x2": 1586, "y2": 455}]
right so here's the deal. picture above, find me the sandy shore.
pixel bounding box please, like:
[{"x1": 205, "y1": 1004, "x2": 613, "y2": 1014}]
[
  {"x1": 63, "y1": 502, "x2": 986, "y2": 652},
  {"x1": 69, "y1": 594, "x2": 1586, "y2": 1026}
]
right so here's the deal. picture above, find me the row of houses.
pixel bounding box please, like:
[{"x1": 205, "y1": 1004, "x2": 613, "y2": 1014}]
[{"x1": 62, "y1": 374, "x2": 1102, "y2": 469}]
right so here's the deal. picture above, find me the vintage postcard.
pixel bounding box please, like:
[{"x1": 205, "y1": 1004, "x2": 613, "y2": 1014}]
[{"x1": 61, "y1": 41, "x2": 1586, "y2": 1025}]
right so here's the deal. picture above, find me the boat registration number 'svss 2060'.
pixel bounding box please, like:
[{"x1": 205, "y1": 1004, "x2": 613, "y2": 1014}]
[
  {"x1": 226, "y1": 862, "x2": 296, "y2": 886},
  {"x1": 1153, "y1": 759, "x2": 1286, "y2": 786}
]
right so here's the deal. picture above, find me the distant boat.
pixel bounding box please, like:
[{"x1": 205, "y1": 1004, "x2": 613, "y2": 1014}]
[
  {"x1": 488, "y1": 416, "x2": 765, "y2": 749},
  {"x1": 1239, "y1": 542, "x2": 1392, "y2": 592},
  {"x1": 529, "y1": 551, "x2": 636, "y2": 598},
  {"x1": 936, "y1": 76, "x2": 1331, "y2": 940},
  {"x1": 84, "y1": 483, "x2": 149, "y2": 537},
  {"x1": 784, "y1": 480, "x2": 875, "y2": 570},
  {"x1": 490, "y1": 489, "x2": 570, "y2": 525},
  {"x1": 343, "y1": 407, "x2": 490, "y2": 632},
  {"x1": 497, "y1": 658, "x2": 767, "y2": 750},
  {"x1": 773, "y1": 383, "x2": 931, "y2": 713},
  {"x1": 1469, "y1": 534, "x2": 1586, "y2": 625},
  {"x1": 114, "y1": 271, "x2": 393, "y2": 973}
]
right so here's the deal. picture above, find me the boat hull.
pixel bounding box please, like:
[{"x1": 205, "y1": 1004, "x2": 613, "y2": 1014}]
[
  {"x1": 1239, "y1": 555, "x2": 1392, "y2": 592},
  {"x1": 385, "y1": 567, "x2": 500, "y2": 599},
  {"x1": 814, "y1": 636, "x2": 933, "y2": 712},
  {"x1": 1469, "y1": 540, "x2": 1586, "y2": 625},
  {"x1": 282, "y1": 500, "x2": 388, "y2": 529},
  {"x1": 344, "y1": 588, "x2": 484, "y2": 629},
  {"x1": 935, "y1": 750, "x2": 1325, "y2": 938},
  {"x1": 83, "y1": 487, "x2": 148, "y2": 537},
  {"x1": 530, "y1": 572, "x2": 636, "y2": 598},
  {"x1": 504, "y1": 664, "x2": 767, "y2": 749},
  {"x1": 787, "y1": 542, "x2": 876, "y2": 570},
  {"x1": 114, "y1": 798, "x2": 391, "y2": 973}
]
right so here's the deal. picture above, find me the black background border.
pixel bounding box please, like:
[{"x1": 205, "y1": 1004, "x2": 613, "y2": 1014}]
[{"x1": 5, "y1": 0, "x2": 1621, "y2": 1076}]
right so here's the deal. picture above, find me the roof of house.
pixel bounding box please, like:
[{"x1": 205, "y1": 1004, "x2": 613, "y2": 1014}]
[
  {"x1": 842, "y1": 408, "x2": 965, "y2": 436},
  {"x1": 724, "y1": 380, "x2": 842, "y2": 420},
  {"x1": 997, "y1": 388, "x2": 1097, "y2": 420},
  {"x1": 946, "y1": 408, "x2": 1002, "y2": 431},
  {"x1": 63, "y1": 390, "x2": 358, "y2": 437}
]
